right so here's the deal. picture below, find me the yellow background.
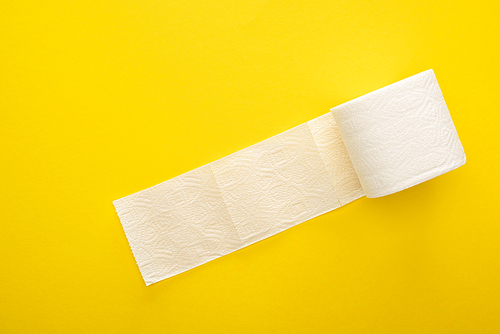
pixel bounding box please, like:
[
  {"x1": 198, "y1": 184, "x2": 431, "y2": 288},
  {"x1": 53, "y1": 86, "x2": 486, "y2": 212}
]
[{"x1": 1, "y1": 0, "x2": 499, "y2": 332}]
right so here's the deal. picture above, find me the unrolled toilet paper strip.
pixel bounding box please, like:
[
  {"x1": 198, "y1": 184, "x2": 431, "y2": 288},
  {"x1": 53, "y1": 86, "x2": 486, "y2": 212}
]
[{"x1": 113, "y1": 69, "x2": 466, "y2": 285}]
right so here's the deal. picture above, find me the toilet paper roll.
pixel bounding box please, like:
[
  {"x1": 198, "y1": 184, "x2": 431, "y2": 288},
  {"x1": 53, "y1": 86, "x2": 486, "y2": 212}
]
[
  {"x1": 331, "y1": 69, "x2": 466, "y2": 198},
  {"x1": 113, "y1": 69, "x2": 466, "y2": 285}
]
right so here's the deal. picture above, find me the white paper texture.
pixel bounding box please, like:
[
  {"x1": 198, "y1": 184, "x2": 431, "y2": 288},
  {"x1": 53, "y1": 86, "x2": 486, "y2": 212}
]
[
  {"x1": 307, "y1": 113, "x2": 365, "y2": 205},
  {"x1": 113, "y1": 166, "x2": 243, "y2": 285},
  {"x1": 114, "y1": 69, "x2": 466, "y2": 285},
  {"x1": 331, "y1": 69, "x2": 466, "y2": 198},
  {"x1": 211, "y1": 123, "x2": 341, "y2": 246}
]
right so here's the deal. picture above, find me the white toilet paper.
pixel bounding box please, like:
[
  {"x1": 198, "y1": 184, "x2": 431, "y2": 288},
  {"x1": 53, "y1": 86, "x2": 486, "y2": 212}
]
[
  {"x1": 331, "y1": 69, "x2": 466, "y2": 198},
  {"x1": 211, "y1": 123, "x2": 341, "y2": 246},
  {"x1": 307, "y1": 113, "x2": 365, "y2": 205},
  {"x1": 113, "y1": 69, "x2": 466, "y2": 285},
  {"x1": 113, "y1": 166, "x2": 243, "y2": 285}
]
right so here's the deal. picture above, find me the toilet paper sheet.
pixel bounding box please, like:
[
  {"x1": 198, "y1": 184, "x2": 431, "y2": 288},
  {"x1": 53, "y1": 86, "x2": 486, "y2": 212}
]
[{"x1": 113, "y1": 69, "x2": 465, "y2": 285}]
